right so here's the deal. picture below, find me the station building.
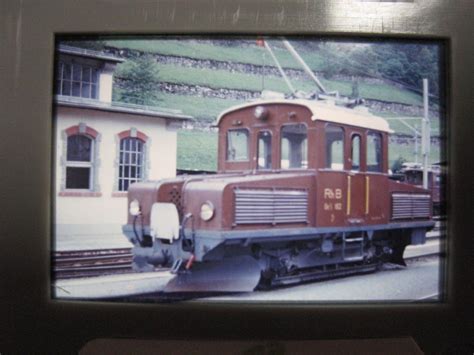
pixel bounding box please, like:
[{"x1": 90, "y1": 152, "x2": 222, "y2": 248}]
[{"x1": 54, "y1": 45, "x2": 192, "y2": 250}]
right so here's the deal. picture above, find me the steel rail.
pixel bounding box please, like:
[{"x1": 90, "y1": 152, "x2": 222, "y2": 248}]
[
  {"x1": 53, "y1": 230, "x2": 442, "y2": 281},
  {"x1": 53, "y1": 250, "x2": 442, "y2": 299},
  {"x1": 53, "y1": 247, "x2": 132, "y2": 258},
  {"x1": 53, "y1": 248, "x2": 134, "y2": 279},
  {"x1": 54, "y1": 253, "x2": 133, "y2": 266},
  {"x1": 53, "y1": 265, "x2": 133, "y2": 280}
]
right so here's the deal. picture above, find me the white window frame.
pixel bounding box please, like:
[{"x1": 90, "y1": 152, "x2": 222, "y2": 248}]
[
  {"x1": 257, "y1": 130, "x2": 272, "y2": 170},
  {"x1": 280, "y1": 123, "x2": 308, "y2": 170},
  {"x1": 117, "y1": 137, "x2": 146, "y2": 192},
  {"x1": 226, "y1": 128, "x2": 250, "y2": 162},
  {"x1": 367, "y1": 131, "x2": 383, "y2": 173},
  {"x1": 325, "y1": 124, "x2": 345, "y2": 171},
  {"x1": 351, "y1": 134, "x2": 361, "y2": 172},
  {"x1": 56, "y1": 61, "x2": 99, "y2": 99},
  {"x1": 60, "y1": 123, "x2": 101, "y2": 193},
  {"x1": 65, "y1": 136, "x2": 95, "y2": 190}
]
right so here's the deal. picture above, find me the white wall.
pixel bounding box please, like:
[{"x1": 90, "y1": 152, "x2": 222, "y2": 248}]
[
  {"x1": 54, "y1": 106, "x2": 178, "y2": 249},
  {"x1": 98, "y1": 63, "x2": 117, "y2": 103},
  {"x1": 98, "y1": 71, "x2": 113, "y2": 103}
]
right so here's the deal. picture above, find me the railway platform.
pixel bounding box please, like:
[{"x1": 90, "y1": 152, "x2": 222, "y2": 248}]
[{"x1": 54, "y1": 232, "x2": 132, "y2": 251}]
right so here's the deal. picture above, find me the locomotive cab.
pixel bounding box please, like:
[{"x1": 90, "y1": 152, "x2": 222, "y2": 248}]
[
  {"x1": 123, "y1": 99, "x2": 435, "y2": 292},
  {"x1": 217, "y1": 100, "x2": 393, "y2": 228}
]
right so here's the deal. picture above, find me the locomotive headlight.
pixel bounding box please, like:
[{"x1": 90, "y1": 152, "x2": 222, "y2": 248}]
[
  {"x1": 254, "y1": 105, "x2": 268, "y2": 120},
  {"x1": 200, "y1": 201, "x2": 215, "y2": 221},
  {"x1": 129, "y1": 199, "x2": 141, "y2": 216}
]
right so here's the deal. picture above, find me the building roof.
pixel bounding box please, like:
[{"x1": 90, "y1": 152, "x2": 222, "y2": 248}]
[
  {"x1": 216, "y1": 98, "x2": 393, "y2": 133},
  {"x1": 55, "y1": 95, "x2": 193, "y2": 121},
  {"x1": 57, "y1": 45, "x2": 125, "y2": 63}
]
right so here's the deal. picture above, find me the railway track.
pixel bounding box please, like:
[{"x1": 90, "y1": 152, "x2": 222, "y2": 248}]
[
  {"x1": 53, "y1": 226, "x2": 444, "y2": 280},
  {"x1": 53, "y1": 243, "x2": 443, "y2": 300},
  {"x1": 52, "y1": 248, "x2": 133, "y2": 279}
]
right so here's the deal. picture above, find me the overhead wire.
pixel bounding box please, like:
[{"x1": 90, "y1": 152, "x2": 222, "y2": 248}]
[{"x1": 268, "y1": 39, "x2": 440, "y2": 101}]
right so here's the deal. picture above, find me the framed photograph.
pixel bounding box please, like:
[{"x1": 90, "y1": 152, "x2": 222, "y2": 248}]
[
  {"x1": 1, "y1": 0, "x2": 473, "y2": 353},
  {"x1": 51, "y1": 36, "x2": 446, "y2": 304}
]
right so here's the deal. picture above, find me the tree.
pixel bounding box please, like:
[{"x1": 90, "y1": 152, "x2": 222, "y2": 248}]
[
  {"x1": 318, "y1": 42, "x2": 345, "y2": 79},
  {"x1": 115, "y1": 55, "x2": 161, "y2": 105},
  {"x1": 373, "y1": 43, "x2": 440, "y2": 98},
  {"x1": 391, "y1": 156, "x2": 407, "y2": 173},
  {"x1": 351, "y1": 78, "x2": 360, "y2": 99}
]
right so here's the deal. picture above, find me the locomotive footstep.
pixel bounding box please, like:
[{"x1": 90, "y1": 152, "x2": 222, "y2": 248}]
[{"x1": 164, "y1": 256, "x2": 261, "y2": 293}]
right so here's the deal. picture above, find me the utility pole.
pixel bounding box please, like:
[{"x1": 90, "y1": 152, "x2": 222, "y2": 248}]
[
  {"x1": 422, "y1": 79, "x2": 430, "y2": 189},
  {"x1": 414, "y1": 123, "x2": 419, "y2": 164}
]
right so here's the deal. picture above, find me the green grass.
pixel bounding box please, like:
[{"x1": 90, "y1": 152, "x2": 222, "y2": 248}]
[
  {"x1": 114, "y1": 88, "x2": 246, "y2": 121},
  {"x1": 106, "y1": 39, "x2": 325, "y2": 71},
  {"x1": 377, "y1": 112, "x2": 441, "y2": 137},
  {"x1": 115, "y1": 88, "x2": 426, "y2": 125},
  {"x1": 108, "y1": 38, "x2": 426, "y2": 106},
  {"x1": 321, "y1": 79, "x2": 423, "y2": 106},
  {"x1": 115, "y1": 60, "x2": 423, "y2": 106},
  {"x1": 158, "y1": 93, "x2": 245, "y2": 121},
  {"x1": 177, "y1": 130, "x2": 218, "y2": 171},
  {"x1": 359, "y1": 83, "x2": 422, "y2": 106},
  {"x1": 116, "y1": 61, "x2": 314, "y2": 94},
  {"x1": 389, "y1": 143, "x2": 441, "y2": 168}
]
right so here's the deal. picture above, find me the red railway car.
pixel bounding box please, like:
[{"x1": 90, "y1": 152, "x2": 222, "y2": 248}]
[
  {"x1": 399, "y1": 162, "x2": 444, "y2": 217},
  {"x1": 123, "y1": 99, "x2": 435, "y2": 292}
]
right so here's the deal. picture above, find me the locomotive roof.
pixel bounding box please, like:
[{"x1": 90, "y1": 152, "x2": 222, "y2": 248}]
[{"x1": 216, "y1": 99, "x2": 393, "y2": 133}]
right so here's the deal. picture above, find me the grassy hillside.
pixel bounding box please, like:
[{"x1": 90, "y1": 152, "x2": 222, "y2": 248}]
[
  {"x1": 377, "y1": 112, "x2": 441, "y2": 137},
  {"x1": 114, "y1": 88, "x2": 245, "y2": 121},
  {"x1": 177, "y1": 130, "x2": 218, "y2": 171},
  {"x1": 115, "y1": 61, "x2": 423, "y2": 107},
  {"x1": 320, "y1": 79, "x2": 422, "y2": 106},
  {"x1": 107, "y1": 39, "x2": 326, "y2": 71},
  {"x1": 105, "y1": 39, "x2": 439, "y2": 170},
  {"x1": 159, "y1": 93, "x2": 244, "y2": 121},
  {"x1": 389, "y1": 143, "x2": 441, "y2": 167}
]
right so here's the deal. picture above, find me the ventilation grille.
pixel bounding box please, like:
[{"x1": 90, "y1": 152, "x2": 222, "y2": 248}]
[
  {"x1": 234, "y1": 188, "x2": 308, "y2": 225},
  {"x1": 169, "y1": 186, "x2": 183, "y2": 220},
  {"x1": 391, "y1": 193, "x2": 431, "y2": 220}
]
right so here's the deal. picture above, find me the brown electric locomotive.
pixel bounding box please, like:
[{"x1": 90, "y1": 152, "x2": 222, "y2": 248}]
[{"x1": 123, "y1": 99, "x2": 435, "y2": 292}]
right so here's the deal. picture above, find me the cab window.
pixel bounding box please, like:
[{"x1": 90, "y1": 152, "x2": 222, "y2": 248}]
[
  {"x1": 325, "y1": 125, "x2": 344, "y2": 170},
  {"x1": 280, "y1": 124, "x2": 307, "y2": 169},
  {"x1": 367, "y1": 131, "x2": 383, "y2": 172},
  {"x1": 351, "y1": 134, "x2": 361, "y2": 171},
  {"x1": 227, "y1": 129, "x2": 249, "y2": 161},
  {"x1": 434, "y1": 173, "x2": 441, "y2": 187},
  {"x1": 257, "y1": 131, "x2": 272, "y2": 169}
]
